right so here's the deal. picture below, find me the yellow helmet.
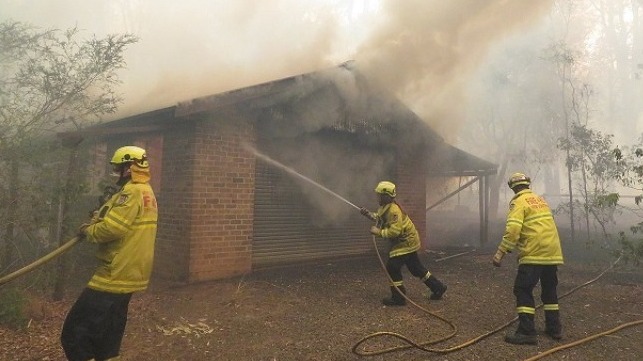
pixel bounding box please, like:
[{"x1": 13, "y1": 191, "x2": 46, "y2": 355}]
[
  {"x1": 110, "y1": 146, "x2": 149, "y2": 168},
  {"x1": 374, "y1": 181, "x2": 396, "y2": 197},
  {"x1": 507, "y1": 172, "x2": 530, "y2": 189}
]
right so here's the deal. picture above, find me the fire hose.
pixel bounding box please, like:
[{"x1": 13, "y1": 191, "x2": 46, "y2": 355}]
[
  {"x1": 2, "y1": 233, "x2": 639, "y2": 360},
  {"x1": 522, "y1": 319, "x2": 643, "y2": 361},
  {"x1": 353, "y1": 248, "x2": 643, "y2": 360},
  {"x1": 246, "y1": 147, "x2": 642, "y2": 360},
  {"x1": 0, "y1": 187, "x2": 118, "y2": 287},
  {"x1": 0, "y1": 236, "x2": 81, "y2": 286},
  {"x1": 4, "y1": 233, "x2": 639, "y2": 360}
]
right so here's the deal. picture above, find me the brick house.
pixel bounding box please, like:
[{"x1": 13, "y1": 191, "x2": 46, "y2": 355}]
[{"x1": 70, "y1": 63, "x2": 496, "y2": 283}]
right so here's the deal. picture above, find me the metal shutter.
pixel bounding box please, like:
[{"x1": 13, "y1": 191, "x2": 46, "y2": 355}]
[{"x1": 252, "y1": 159, "x2": 373, "y2": 268}]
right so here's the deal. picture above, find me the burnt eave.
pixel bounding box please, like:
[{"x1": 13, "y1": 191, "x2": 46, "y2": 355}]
[
  {"x1": 57, "y1": 106, "x2": 177, "y2": 141},
  {"x1": 56, "y1": 61, "x2": 497, "y2": 178},
  {"x1": 428, "y1": 142, "x2": 497, "y2": 177}
]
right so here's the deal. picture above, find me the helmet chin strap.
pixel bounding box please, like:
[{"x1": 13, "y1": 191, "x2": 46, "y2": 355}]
[
  {"x1": 378, "y1": 194, "x2": 393, "y2": 206},
  {"x1": 114, "y1": 164, "x2": 132, "y2": 186}
]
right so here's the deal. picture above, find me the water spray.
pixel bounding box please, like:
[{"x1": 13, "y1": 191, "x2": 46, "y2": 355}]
[
  {"x1": 242, "y1": 148, "x2": 643, "y2": 359},
  {"x1": 244, "y1": 143, "x2": 361, "y2": 211}
]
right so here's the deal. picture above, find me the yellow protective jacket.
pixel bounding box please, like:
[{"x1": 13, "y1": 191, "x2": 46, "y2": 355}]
[
  {"x1": 498, "y1": 189, "x2": 563, "y2": 265},
  {"x1": 85, "y1": 166, "x2": 158, "y2": 293},
  {"x1": 375, "y1": 202, "x2": 421, "y2": 258}
]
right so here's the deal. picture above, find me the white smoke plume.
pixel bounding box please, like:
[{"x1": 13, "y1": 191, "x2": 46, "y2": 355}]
[
  {"x1": 1, "y1": 0, "x2": 554, "y2": 136},
  {"x1": 355, "y1": 0, "x2": 554, "y2": 140}
]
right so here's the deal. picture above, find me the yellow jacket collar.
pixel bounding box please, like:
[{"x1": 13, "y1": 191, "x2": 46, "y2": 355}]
[{"x1": 130, "y1": 164, "x2": 151, "y2": 184}]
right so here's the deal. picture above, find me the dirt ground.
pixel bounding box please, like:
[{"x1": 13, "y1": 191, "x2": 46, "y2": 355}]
[{"x1": 1, "y1": 247, "x2": 642, "y2": 361}]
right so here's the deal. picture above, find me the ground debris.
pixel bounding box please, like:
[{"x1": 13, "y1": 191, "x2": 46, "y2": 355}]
[
  {"x1": 156, "y1": 318, "x2": 214, "y2": 338},
  {"x1": 1, "y1": 255, "x2": 641, "y2": 361}
]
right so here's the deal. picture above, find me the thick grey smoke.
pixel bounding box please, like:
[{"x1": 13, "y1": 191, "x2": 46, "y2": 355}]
[
  {"x1": 1, "y1": 0, "x2": 554, "y2": 130},
  {"x1": 0, "y1": 1, "x2": 346, "y2": 118},
  {"x1": 119, "y1": 1, "x2": 343, "y2": 117},
  {"x1": 1, "y1": 0, "x2": 560, "y2": 225},
  {"x1": 355, "y1": 0, "x2": 554, "y2": 141}
]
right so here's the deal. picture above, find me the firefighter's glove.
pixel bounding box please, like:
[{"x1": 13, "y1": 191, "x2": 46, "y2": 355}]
[
  {"x1": 88, "y1": 210, "x2": 99, "y2": 223},
  {"x1": 360, "y1": 207, "x2": 376, "y2": 221},
  {"x1": 77, "y1": 223, "x2": 90, "y2": 240},
  {"x1": 370, "y1": 226, "x2": 381, "y2": 236},
  {"x1": 492, "y1": 249, "x2": 505, "y2": 267}
]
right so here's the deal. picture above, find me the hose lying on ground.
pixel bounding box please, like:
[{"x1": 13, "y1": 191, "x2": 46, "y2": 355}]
[
  {"x1": 351, "y1": 236, "x2": 458, "y2": 356},
  {"x1": 522, "y1": 319, "x2": 643, "y2": 361},
  {"x1": 0, "y1": 236, "x2": 81, "y2": 286},
  {"x1": 352, "y1": 248, "x2": 635, "y2": 357}
]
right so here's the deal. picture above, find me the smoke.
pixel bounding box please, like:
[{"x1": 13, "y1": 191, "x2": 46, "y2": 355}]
[
  {"x1": 355, "y1": 0, "x2": 554, "y2": 140},
  {"x1": 257, "y1": 133, "x2": 393, "y2": 225},
  {"x1": 0, "y1": 0, "x2": 348, "y2": 118},
  {"x1": 118, "y1": 1, "x2": 343, "y2": 117},
  {"x1": 1, "y1": 0, "x2": 555, "y2": 133},
  {"x1": 1, "y1": 0, "x2": 563, "y2": 231}
]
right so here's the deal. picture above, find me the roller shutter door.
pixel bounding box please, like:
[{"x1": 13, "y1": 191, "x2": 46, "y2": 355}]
[{"x1": 252, "y1": 160, "x2": 373, "y2": 268}]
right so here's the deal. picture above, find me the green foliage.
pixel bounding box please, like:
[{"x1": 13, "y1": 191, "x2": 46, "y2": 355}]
[
  {"x1": 0, "y1": 21, "x2": 138, "y2": 145},
  {"x1": 0, "y1": 20, "x2": 137, "y2": 286},
  {"x1": 595, "y1": 192, "x2": 619, "y2": 207},
  {"x1": 557, "y1": 123, "x2": 623, "y2": 240},
  {"x1": 0, "y1": 287, "x2": 28, "y2": 330},
  {"x1": 616, "y1": 230, "x2": 643, "y2": 267},
  {"x1": 558, "y1": 123, "x2": 623, "y2": 179},
  {"x1": 611, "y1": 139, "x2": 643, "y2": 267},
  {"x1": 616, "y1": 142, "x2": 643, "y2": 190}
]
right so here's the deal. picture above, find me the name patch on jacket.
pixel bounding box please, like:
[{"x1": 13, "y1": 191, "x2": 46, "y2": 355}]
[
  {"x1": 526, "y1": 196, "x2": 549, "y2": 209},
  {"x1": 115, "y1": 194, "x2": 129, "y2": 205}
]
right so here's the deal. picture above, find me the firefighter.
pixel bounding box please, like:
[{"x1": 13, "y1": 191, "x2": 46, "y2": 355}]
[
  {"x1": 493, "y1": 172, "x2": 564, "y2": 345},
  {"x1": 61, "y1": 146, "x2": 158, "y2": 361},
  {"x1": 360, "y1": 181, "x2": 447, "y2": 306}
]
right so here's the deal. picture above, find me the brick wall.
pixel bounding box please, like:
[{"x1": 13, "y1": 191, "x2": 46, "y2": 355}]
[
  {"x1": 396, "y1": 145, "x2": 428, "y2": 250},
  {"x1": 152, "y1": 111, "x2": 428, "y2": 282},
  {"x1": 187, "y1": 115, "x2": 255, "y2": 282},
  {"x1": 155, "y1": 126, "x2": 194, "y2": 282},
  {"x1": 134, "y1": 135, "x2": 164, "y2": 192}
]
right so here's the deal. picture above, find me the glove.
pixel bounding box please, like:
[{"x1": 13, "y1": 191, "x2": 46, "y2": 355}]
[
  {"x1": 87, "y1": 210, "x2": 99, "y2": 222},
  {"x1": 359, "y1": 207, "x2": 376, "y2": 221},
  {"x1": 492, "y1": 249, "x2": 505, "y2": 267},
  {"x1": 370, "y1": 226, "x2": 381, "y2": 236},
  {"x1": 77, "y1": 223, "x2": 91, "y2": 240}
]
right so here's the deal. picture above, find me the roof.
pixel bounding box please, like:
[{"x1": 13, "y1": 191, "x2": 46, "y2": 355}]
[
  {"x1": 60, "y1": 62, "x2": 496, "y2": 177},
  {"x1": 428, "y1": 142, "x2": 497, "y2": 176}
]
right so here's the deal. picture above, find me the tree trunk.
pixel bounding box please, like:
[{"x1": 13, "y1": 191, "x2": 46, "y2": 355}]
[
  {"x1": 1, "y1": 159, "x2": 20, "y2": 271},
  {"x1": 566, "y1": 151, "x2": 575, "y2": 242},
  {"x1": 580, "y1": 164, "x2": 591, "y2": 244},
  {"x1": 52, "y1": 143, "x2": 81, "y2": 301},
  {"x1": 489, "y1": 157, "x2": 509, "y2": 219}
]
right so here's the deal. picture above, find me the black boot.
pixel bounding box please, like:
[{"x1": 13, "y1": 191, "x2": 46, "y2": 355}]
[
  {"x1": 382, "y1": 285, "x2": 406, "y2": 306},
  {"x1": 544, "y1": 310, "x2": 562, "y2": 340},
  {"x1": 505, "y1": 313, "x2": 537, "y2": 345},
  {"x1": 505, "y1": 332, "x2": 538, "y2": 345},
  {"x1": 424, "y1": 275, "x2": 447, "y2": 300}
]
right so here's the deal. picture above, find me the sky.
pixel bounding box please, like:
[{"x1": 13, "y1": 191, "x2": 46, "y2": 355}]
[{"x1": 0, "y1": 0, "x2": 555, "y2": 140}]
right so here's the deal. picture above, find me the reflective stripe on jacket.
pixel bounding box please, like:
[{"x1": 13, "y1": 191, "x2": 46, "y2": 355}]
[
  {"x1": 499, "y1": 189, "x2": 563, "y2": 265},
  {"x1": 85, "y1": 180, "x2": 158, "y2": 293},
  {"x1": 376, "y1": 202, "x2": 421, "y2": 258}
]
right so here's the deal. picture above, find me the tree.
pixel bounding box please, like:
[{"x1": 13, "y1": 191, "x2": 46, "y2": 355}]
[
  {"x1": 612, "y1": 142, "x2": 643, "y2": 266},
  {"x1": 558, "y1": 122, "x2": 623, "y2": 242},
  {"x1": 0, "y1": 20, "x2": 137, "y2": 299},
  {"x1": 588, "y1": 0, "x2": 643, "y2": 141}
]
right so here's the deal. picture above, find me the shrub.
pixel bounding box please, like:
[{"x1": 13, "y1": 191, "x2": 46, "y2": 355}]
[
  {"x1": 616, "y1": 228, "x2": 643, "y2": 267},
  {"x1": 0, "y1": 287, "x2": 28, "y2": 330}
]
